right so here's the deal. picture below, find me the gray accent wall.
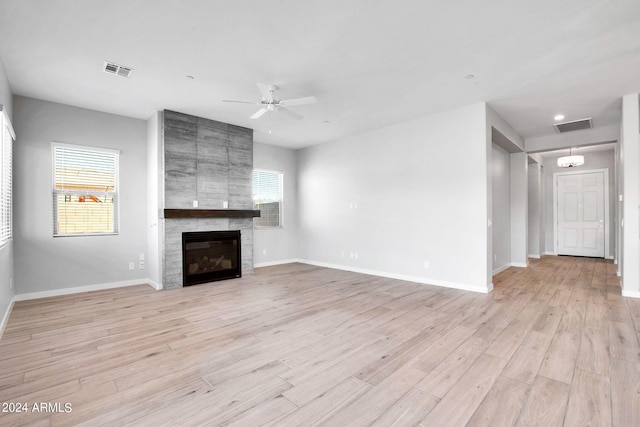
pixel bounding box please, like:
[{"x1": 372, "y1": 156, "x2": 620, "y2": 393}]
[
  {"x1": 253, "y1": 142, "x2": 298, "y2": 265},
  {"x1": 160, "y1": 110, "x2": 254, "y2": 289},
  {"x1": 0, "y1": 58, "x2": 13, "y2": 330},
  {"x1": 13, "y1": 96, "x2": 148, "y2": 294}
]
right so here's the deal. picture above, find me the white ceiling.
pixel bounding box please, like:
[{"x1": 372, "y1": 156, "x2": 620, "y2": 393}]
[{"x1": 1, "y1": 0, "x2": 639, "y2": 149}]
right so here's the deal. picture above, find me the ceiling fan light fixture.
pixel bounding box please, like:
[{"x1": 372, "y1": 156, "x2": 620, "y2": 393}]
[{"x1": 224, "y1": 83, "x2": 317, "y2": 120}]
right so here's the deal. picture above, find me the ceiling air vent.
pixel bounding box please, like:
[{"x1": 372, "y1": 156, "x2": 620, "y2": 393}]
[
  {"x1": 554, "y1": 118, "x2": 592, "y2": 133},
  {"x1": 103, "y1": 61, "x2": 133, "y2": 78}
]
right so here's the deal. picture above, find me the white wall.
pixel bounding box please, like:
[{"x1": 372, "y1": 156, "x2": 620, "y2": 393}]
[
  {"x1": 510, "y1": 152, "x2": 528, "y2": 266},
  {"x1": 146, "y1": 112, "x2": 161, "y2": 287},
  {"x1": 486, "y1": 105, "x2": 526, "y2": 280},
  {"x1": 297, "y1": 103, "x2": 490, "y2": 292},
  {"x1": 528, "y1": 162, "x2": 542, "y2": 257},
  {"x1": 621, "y1": 94, "x2": 640, "y2": 297},
  {"x1": 526, "y1": 125, "x2": 619, "y2": 152},
  {"x1": 542, "y1": 149, "x2": 616, "y2": 258},
  {"x1": 253, "y1": 142, "x2": 298, "y2": 266},
  {"x1": 487, "y1": 108, "x2": 525, "y2": 151},
  {"x1": 13, "y1": 96, "x2": 148, "y2": 295},
  {"x1": 492, "y1": 144, "x2": 511, "y2": 273},
  {"x1": 0, "y1": 58, "x2": 13, "y2": 333},
  {"x1": 616, "y1": 141, "x2": 623, "y2": 275}
]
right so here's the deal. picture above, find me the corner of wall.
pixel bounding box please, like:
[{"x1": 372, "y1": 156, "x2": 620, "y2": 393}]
[
  {"x1": 621, "y1": 93, "x2": 640, "y2": 295},
  {"x1": 0, "y1": 297, "x2": 15, "y2": 341},
  {"x1": 146, "y1": 111, "x2": 162, "y2": 285},
  {"x1": 0, "y1": 59, "x2": 14, "y2": 339},
  {"x1": 486, "y1": 104, "x2": 525, "y2": 151}
]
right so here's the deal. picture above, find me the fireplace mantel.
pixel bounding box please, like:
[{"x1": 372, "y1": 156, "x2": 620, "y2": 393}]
[{"x1": 164, "y1": 209, "x2": 260, "y2": 219}]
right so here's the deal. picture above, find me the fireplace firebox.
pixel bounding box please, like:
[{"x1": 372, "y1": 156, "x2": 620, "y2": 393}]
[{"x1": 182, "y1": 230, "x2": 241, "y2": 286}]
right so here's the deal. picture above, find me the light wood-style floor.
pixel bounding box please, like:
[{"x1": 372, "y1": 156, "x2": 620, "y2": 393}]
[{"x1": 1, "y1": 256, "x2": 639, "y2": 426}]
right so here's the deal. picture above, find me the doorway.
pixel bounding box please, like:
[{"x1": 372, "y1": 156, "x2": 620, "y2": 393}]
[{"x1": 553, "y1": 169, "x2": 609, "y2": 258}]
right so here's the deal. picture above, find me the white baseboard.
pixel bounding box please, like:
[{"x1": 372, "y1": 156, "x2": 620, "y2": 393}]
[
  {"x1": 0, "y1": 299, "x2": 15, "y2": 341},
  {"x1": 492, "y1": 264, "x2": 511, "y2": 275},
  {"x1": 544, "y1": 252, "x2": 558, "y2": 256},
  {"x1": 146, "y1": 279, "x2": 163, "y2": 290},
  {"x1": 621, "y1": 289, "x2": 640, "y2": 299},
  {"x1": 614, "y1": 259, "x2": 618, "y2": 265},
  {"x1": 493, "y1": 262, "x2": 528, "y2": 276},
  {"x1": 297, "y1": 259, "x2": 492, "y2": 294},
  {"x1": 528, "y1": 254, "x2": 541, "y2": 259},
  {"x1": 254, "y1": 259, "x2": 299, "y2": 268},
  {"x1": 14, "y1": 278, "x2": 160, "y2": 301},
  {"x1": 605, "y1": 256, "x2": 614, "y2": 260}
]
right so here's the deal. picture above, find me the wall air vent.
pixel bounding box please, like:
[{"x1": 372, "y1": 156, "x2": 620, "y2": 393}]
[
  {"x1": 553, "y1": 118, "x2": 592, "y2": 133},
  {"x1": 103, "y1": 61, "x2": 133, "y2": 78}
]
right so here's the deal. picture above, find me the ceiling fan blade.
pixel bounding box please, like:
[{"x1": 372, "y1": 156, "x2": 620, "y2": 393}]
[
  {"x1": 250, "y1": 107, "x2": 269, "y2": 119},
  {"x1": 279, "y1": 96, "x2": 317, "y2": 107},
  {"x1": 278, "y1": 106, "x2": 303, "y2": 120},
  {"x1": 222, "y1": 99, "x2": 261, "y2": 105},
  {"x1": 256, "y1": 83, "x2": 274, "y2": 103}
]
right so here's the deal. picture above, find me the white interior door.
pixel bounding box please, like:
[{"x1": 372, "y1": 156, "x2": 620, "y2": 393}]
[{"x1": 557, "y1": 172, "x2": 605, "y2": 257}]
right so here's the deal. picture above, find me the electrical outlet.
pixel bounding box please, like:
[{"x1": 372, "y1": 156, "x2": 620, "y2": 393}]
[
  {"x1": 139, "y1": 253, "x2": 145, "y2": 261},
  {"x1": 193, "y1": 200, "x2": 199, "y2": 208},
  {"x1": 262, "y1": 249, "x2": 267, "y2": 255},
  {"x1": 354, "y1": 252, "x2": 359, "y2": 260},
  {"x1": 493, "y1": 254, "x2": 497, "y2": 262},
  {"x1": 128, "y1": 262, "x2": 135, "y2": 271},
  {"x1": 139, "y1": 261, "x2": 145, "y2": 269},
  {"x1": 349, "y1": 252, "x2": 354, "y2": 259}
]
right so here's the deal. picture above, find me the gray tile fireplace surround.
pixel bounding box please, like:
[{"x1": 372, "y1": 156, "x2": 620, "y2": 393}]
[{"x1": 161, "y1": 110, "x2": 254, "y2": 290}]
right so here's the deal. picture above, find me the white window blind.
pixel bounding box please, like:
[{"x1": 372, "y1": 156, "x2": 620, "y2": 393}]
[
  {"x1": 0, "y1": 105, "x2": 15, "y2": 247},
  {"x1": 52, "y1": 143, "x2": 119, "y2": 236},
  {"x1": 252, "y1": 169, "x2": 283, "y2": 228}
]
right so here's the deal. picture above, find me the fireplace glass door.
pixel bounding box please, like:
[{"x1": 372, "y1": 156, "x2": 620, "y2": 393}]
[{"x1": 182, "y1": 230, "x2": 241, "y2": 286}]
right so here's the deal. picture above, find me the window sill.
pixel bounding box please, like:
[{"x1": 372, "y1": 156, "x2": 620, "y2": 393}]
[{"x1": 53, "y1": 232, "x2": 119, "y2": 238}]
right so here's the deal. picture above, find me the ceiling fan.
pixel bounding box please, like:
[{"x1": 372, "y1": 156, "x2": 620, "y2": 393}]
[{"x1": 223, "y1": 83, "x2": 317, "y2": 120}]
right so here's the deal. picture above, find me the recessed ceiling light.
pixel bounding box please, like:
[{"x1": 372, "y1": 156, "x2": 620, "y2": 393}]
[
  {"x1": 464, "y1": 74, "x2": 474, "y2": 79},
  {"x1": 268, "y1": 129, "x2": 272, "y2": 134},
  {"x1": 554, "y1": 114, "x2": 565, "y2": 121}
]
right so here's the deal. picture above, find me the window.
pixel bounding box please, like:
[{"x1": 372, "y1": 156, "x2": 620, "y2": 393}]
[
  {"x1": 52, "y1": 143, "x2": 119, "y2": 236},
  {"x1": 0, "y1": 105, "x2": 15, "y2": 247},
  {"x1": 252, "y1": 169, "x2": 283, "y2": 228}
]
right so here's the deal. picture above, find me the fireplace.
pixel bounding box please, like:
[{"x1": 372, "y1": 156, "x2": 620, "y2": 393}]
[{"x1": 182, "y1": 230, "x2": 241, "y2": 286}]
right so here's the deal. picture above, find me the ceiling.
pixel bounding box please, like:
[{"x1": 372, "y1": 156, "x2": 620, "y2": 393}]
[{"x1": 1, "y1": 0, "x2": 639, "y2": 149}]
